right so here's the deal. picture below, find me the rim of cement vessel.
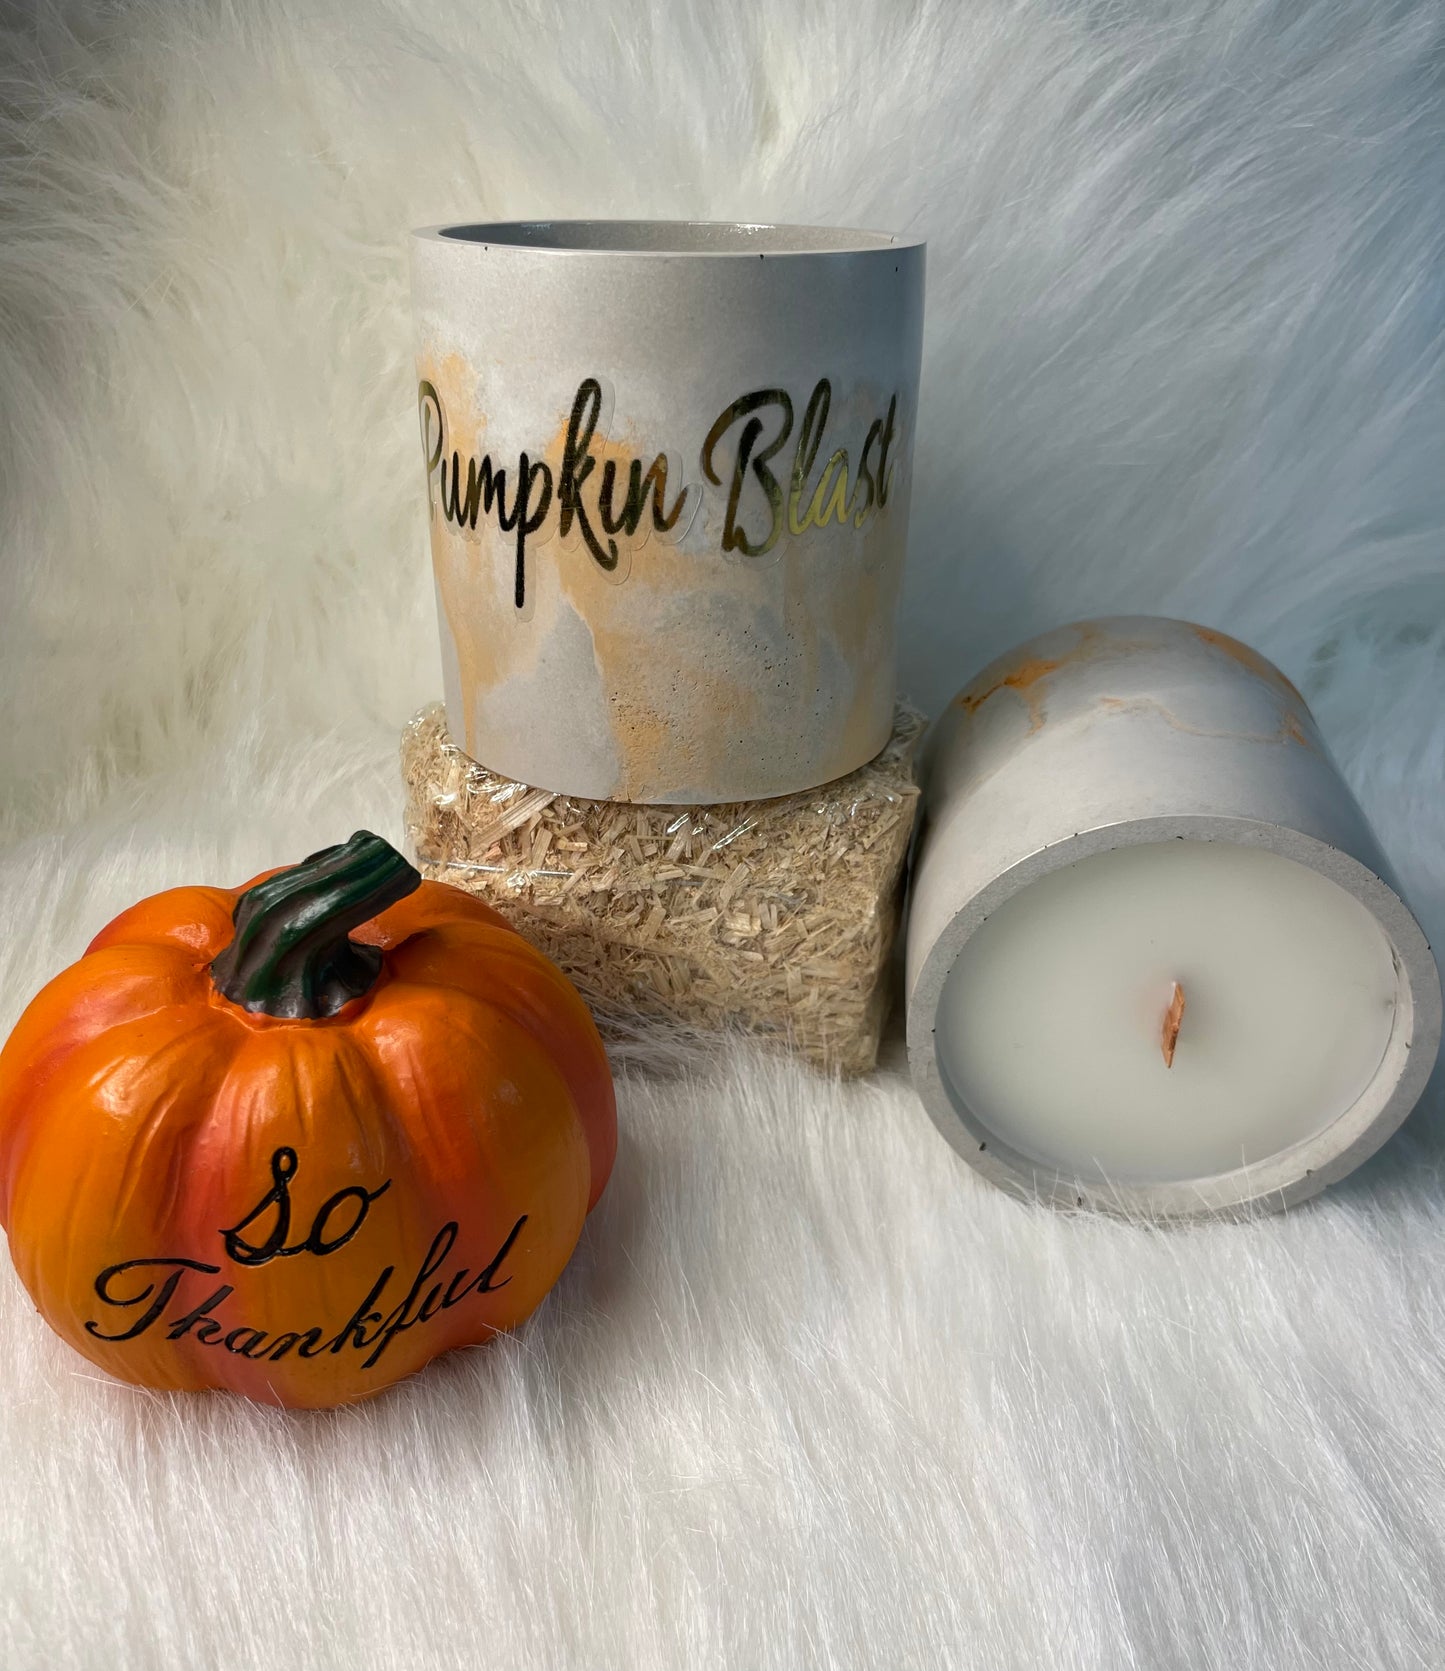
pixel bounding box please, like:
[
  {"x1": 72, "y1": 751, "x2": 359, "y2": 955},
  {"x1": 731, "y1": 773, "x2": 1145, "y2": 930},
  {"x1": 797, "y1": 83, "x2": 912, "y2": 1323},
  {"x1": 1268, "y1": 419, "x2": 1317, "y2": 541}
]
[
  {"x1": 415, "y1": 220, "x2": 924, "y2": 256},
  {"x1": 907, "y1": 813, "x2": 1443, "y2": 1224}
]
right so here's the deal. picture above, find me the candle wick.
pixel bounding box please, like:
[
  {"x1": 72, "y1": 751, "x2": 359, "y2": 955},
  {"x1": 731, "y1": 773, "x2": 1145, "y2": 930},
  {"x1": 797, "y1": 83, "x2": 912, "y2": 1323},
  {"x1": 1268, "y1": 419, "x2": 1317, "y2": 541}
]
[{"x1": 1161, "y1": 981, "x2": 1186, "y2": 1069}]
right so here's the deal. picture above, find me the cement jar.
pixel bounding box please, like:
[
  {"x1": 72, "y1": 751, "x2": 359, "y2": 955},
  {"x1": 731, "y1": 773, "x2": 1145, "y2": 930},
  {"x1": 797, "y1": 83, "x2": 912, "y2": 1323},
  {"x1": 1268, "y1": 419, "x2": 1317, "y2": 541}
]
[
  {"x1": 905, "y1": 617, "x2": 1441, "y2": 1221},
  {"x1": 409, "y1": 220, "x2": 926, "y2": 804}
]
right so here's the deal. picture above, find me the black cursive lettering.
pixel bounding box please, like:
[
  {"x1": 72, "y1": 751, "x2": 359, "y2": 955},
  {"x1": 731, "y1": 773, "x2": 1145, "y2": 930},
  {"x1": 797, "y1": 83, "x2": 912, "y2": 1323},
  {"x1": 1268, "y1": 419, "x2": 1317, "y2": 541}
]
[
  {"x1": 85, "y1": 1214, "x2": 528, "y2": 1372},
  {"x1": 598, "y1": 455, "x2": 689, "y2": 541},
  {"x1": 165, "y1": 1282, "x2": 234, "y2": 1341},
  {"x1": 321, "y1": 1266, "x2": 396, "y2": 1358},
  {"x1": 852, "y1": 417, "x2": 881, "y2": 526},
  {"x1": 85, "y1": 1257, "x2": 223, "y2": 1342},
  {"x1": 511, "y1": 453, "x2": 553, "y2": 608},
  {"x1": 221, "y1": 1147, "x2": 391, "y2": 1267},
  {"x1": 421, "y1": 375, "x2": 896, "y2": 595},
  {"x1": 264, "y1": 1328, "x2": 325, "y2": 1362},
  {"x1": 221, "y1": 1146, "x2": 298, "y2": 1265},
  {"x1": 223, "y1": 1326, "x2": 271, "y2": 1358},
  {"x1": 557, "y1": 377, "x2": 612, "y2": 570},
  {"x1": 360, "y1": 1223, "x2": 458, "y2": 1369},
  {"x1": 876, "y1": 394, "x2": 898, "y2": 507},
  {"x1": 700, "y1": 389, "x2": 793, "y2": 557},
  {"x1": 419, "y1": 381, "x2": 444, "y2": 516}
]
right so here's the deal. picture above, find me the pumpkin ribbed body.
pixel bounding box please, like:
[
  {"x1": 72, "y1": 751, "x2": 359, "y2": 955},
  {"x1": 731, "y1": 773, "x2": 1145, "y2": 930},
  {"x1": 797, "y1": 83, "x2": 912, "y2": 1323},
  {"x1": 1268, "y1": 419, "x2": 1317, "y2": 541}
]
[{"x1": 0, "y1": 850, "x2": 616, "y2": 1408}]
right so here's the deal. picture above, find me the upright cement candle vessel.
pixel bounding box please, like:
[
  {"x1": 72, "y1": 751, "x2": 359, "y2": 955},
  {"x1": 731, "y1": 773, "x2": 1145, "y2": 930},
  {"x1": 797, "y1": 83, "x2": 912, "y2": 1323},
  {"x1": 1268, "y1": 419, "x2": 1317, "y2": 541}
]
[
  {"x1": 906, "y1": 617, "x2": 1441, "y2": 1222},
  {"x1": 410, "y1": 220, "x2": 926, "y2": 804}
]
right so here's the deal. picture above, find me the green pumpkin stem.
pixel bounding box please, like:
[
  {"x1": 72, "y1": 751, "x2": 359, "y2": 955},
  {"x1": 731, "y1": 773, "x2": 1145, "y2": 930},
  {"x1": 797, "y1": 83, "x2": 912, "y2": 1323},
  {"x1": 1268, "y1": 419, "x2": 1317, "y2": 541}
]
[{"x1": 210, "y1": 831, "x2": 421, "y2": 1019}]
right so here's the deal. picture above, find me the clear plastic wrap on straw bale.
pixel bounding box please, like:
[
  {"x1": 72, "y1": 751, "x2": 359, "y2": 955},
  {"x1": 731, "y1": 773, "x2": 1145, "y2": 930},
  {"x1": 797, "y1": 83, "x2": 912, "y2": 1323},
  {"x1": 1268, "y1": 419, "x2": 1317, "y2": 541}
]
[{"x1": 400, "y1": 703, "x2": 924, "y2": 1075}]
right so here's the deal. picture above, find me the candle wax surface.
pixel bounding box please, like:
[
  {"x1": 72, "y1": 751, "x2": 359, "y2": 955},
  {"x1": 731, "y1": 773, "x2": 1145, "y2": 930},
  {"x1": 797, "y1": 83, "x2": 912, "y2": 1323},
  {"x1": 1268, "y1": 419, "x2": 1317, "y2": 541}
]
[{"x1": 935, "y1": 841, "x2": 1399, "y2": 1185}]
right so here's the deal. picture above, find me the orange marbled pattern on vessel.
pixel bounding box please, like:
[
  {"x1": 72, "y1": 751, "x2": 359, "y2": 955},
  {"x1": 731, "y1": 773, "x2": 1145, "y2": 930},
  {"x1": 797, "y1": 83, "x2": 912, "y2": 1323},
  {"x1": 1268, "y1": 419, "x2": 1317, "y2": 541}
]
[{"x1": 417, "y1": 355, "x2": 903, "y2": 800}]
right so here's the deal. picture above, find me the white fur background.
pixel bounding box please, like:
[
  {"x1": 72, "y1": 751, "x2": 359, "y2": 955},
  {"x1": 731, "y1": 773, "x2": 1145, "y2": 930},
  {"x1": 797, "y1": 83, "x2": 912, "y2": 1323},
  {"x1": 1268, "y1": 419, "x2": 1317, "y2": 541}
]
[{"x1": 3, "y1": 1, "x2": 1445, "y2": 1666}]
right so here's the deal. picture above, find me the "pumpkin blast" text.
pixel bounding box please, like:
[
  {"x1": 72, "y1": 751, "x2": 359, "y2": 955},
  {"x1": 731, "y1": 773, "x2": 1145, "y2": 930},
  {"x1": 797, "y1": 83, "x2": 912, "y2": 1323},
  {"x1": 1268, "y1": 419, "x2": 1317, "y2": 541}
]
[{"x1": 418, "y1": 374, "x2": 900, "y2": 609}]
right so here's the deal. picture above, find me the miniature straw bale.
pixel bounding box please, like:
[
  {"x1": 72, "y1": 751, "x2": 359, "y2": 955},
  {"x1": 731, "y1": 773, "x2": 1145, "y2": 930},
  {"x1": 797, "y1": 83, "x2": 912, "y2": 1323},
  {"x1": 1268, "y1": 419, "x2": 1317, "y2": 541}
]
[{"x1": 400, "y1": 704, "x2": 924, "y2": 1076}]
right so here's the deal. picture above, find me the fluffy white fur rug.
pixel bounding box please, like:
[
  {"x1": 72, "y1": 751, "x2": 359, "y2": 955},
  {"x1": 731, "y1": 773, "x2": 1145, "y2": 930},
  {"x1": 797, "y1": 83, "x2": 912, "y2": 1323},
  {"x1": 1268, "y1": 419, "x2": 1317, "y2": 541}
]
[{"x1": 3, "y1": 1, "x2": 1445, "y2": 1666}]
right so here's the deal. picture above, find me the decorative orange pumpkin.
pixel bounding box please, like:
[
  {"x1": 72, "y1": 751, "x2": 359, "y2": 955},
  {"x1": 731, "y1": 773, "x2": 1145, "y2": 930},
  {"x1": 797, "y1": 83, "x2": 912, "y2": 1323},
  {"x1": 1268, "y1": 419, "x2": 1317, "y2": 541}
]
[{"x1": 0, "y1": 831, "x2": 615, "y2": 1408}]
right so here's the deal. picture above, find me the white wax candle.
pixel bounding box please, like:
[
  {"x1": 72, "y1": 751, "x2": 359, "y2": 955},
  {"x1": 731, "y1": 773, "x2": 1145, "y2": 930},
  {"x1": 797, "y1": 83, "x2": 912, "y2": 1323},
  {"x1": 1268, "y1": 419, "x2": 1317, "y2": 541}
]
[{"x1": 934, "y1": 840, "x2": 1400, "y2": 1184}]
